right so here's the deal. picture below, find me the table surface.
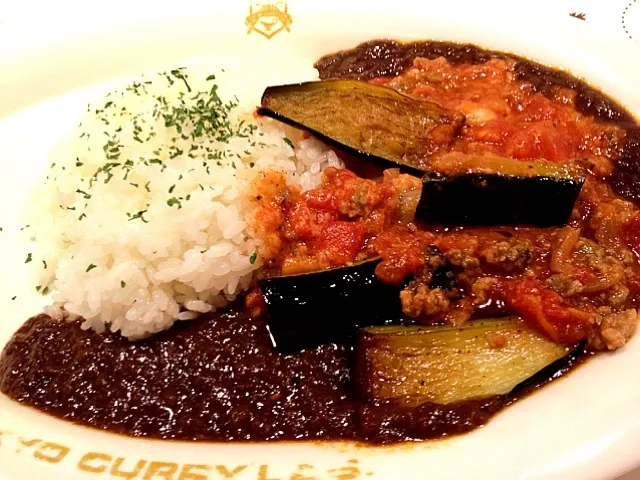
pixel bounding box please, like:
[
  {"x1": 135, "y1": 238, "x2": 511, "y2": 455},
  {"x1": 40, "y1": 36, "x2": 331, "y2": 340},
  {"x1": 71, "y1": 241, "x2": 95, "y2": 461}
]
[{"x1": 0, "y1": 0, "x2": 638, "y2": 478}]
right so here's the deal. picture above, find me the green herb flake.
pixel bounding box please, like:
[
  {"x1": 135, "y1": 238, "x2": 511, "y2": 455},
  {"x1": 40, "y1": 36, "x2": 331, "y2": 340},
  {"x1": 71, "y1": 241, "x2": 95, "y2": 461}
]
[
  {"x1": 167, "y1": 197, "x2": 182, "y2": 208},
  {"x1": 25, "y1": 253, "x2": 33, "y2": 264},
  {"x1": 35, "y1": 285, "x2": 42, "y2": 292},
  {"x1": 249, "y1": 252, "x2": 258, "y2": 264},
  {"x1": 11, "y1": 296, "x2": 16, "y2": 301},
  {"x1": 128, "y1": 211, "x2": 148, "y2": 223},
  {"x1": 283, "y1": 137, "x2": 294, "y2": 148},
  {"x1": 41, "y1": 286, "x2": 49, "y2": 295},
  {"x1": 121, "y1": 280, "x2": 126, "y2": 288},
  {"x1": 86, "y1": 263, "x2": 97, "y2": 272},
  {"x1": 76, "y1": 188, "x2": 91, "y2": 199},
  {"x1": 42, "y1": 260, "x2": 48, "y2": 269}
]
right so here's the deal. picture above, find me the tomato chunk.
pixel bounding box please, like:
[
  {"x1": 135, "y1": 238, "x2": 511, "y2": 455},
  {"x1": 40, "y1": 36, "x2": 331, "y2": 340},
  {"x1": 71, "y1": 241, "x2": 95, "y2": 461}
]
[
  {"x1": 498, "y1": 279, "x2": 590, "y2": 344},
  {"x1": 313, "y1": 221, "x2": 365, "y2": 266},
  {"x1": 372, "y1": 226, "x2": 436, "y2": 285}
]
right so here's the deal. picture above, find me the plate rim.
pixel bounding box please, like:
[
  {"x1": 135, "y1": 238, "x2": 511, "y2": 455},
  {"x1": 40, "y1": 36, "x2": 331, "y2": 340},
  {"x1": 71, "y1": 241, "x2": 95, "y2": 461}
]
[{"x1": 1, "y1": 3, "x2": 640, "y2": 480}]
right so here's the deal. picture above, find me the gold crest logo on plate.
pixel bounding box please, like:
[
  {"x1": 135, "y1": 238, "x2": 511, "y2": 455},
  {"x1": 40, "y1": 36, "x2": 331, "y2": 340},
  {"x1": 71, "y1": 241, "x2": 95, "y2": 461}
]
[{"x1": 246, "y1": 1, "x2": 293, "y2": 39}]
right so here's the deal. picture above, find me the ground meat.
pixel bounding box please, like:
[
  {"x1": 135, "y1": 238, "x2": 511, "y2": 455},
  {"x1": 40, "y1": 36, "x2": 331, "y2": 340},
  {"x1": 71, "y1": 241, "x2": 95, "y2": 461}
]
[
  {"x1": 568, "y1": 238, "x2": 626, "y2": 294},
  {"x1": 424, "y1": 246, "x2": 448, "y2": 272},
  {"x1": 471, "y1": 277, "x2": 499, "y2": 304},
  {"x1": 400, "y1": 284, "x2": 450, "y2": 318},
  {"x1": 443, "y1": 302, "x2": 474, "y2": 326},
  {"x1": 444, "y1": 249, "x2": 481, "y2": 269},
  {"x1": 546, "y1": 274, "x2": 584, "y2": 297},
  {"x1": 479, "y1": 239, "x2": 533, "y2": 271},
  {"x1": 401, "y1": 246, "x2": 452, "y2": 286},
  {"x1": 587, "y1": 309, "x2": 638, "y2": 350},
  {"x1": 263, "y1": 45, "x2": 640, "y2": 351},
  {"x1": 338, "y1": 180, "x2": 382, "y2": 218},
  {"x1": 605, "y1": 283, "x2": 630, "y2": 308}
]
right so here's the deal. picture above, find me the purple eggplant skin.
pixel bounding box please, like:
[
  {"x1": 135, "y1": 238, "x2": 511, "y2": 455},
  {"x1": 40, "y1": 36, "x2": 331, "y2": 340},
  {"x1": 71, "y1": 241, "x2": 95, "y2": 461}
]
[
  {"x1": 259, "y1": 258, "x2": 402, "y2": 353},
  {"x1": 416, "y1": 171, "x2": 585, "y2": 227},
  {"x1": 258, "y1": 79, "x2": 464, "y2": 175}
]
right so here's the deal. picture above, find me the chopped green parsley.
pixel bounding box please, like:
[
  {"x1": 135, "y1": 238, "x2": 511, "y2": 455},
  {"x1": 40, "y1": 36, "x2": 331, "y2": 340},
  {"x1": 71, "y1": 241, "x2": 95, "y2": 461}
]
[{"x1": 167, "y1": 197, "x2": 181, "y2": 208}]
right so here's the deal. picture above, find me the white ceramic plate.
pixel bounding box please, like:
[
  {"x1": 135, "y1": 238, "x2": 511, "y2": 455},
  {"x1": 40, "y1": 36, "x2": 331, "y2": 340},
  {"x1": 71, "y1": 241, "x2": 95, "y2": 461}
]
[{"x1": 1, "y1": 2, "x2": 640, "y2": 479}]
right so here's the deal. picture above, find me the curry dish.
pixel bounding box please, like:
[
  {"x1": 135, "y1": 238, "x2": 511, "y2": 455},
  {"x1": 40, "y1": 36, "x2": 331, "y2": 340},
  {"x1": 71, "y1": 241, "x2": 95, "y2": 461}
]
[{"x1": 1, "y1": 39, "x2": 639, "y2": 443}]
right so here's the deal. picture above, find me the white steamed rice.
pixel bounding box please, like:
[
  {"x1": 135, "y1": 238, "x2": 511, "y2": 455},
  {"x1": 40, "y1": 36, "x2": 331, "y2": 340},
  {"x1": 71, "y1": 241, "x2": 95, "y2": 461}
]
[{"x1": 25, "y1": 63, "x2": 343, "y2": 339}]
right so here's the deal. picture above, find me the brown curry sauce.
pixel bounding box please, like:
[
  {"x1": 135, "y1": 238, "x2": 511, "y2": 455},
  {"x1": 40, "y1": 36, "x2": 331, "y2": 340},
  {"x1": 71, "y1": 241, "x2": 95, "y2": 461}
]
[{"x1": 0, "y1": 40, "x2": 637, "y2": 443}]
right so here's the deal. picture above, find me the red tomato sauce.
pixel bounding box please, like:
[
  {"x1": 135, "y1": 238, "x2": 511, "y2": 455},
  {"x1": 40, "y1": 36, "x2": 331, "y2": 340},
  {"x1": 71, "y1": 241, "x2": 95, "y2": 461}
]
[
  {"x1": 374, "y1": 57, "x2": 622, "y2": 162},
  {"x1": 252, "y1": 55, "x2": 640, "y2": 349}
]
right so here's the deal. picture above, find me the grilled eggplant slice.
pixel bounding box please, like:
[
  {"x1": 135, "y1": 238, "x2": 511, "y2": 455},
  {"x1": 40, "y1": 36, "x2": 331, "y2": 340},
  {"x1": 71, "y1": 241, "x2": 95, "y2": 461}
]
[
  {"x1": 258, "y1": 80, "x2": 464, "y2": 172},
  {"x1": 357, "y1": 317, "x2": 581, "y2": 406},
  {"x1": 416, "y1": 153, "x2": 586, "y2": 226},
  {"x1": 259, "y1": 81, "x2": 583, "y2": 226},
  {"x1": 259, "y1": 258, "x2": 401, "y2": 353}
]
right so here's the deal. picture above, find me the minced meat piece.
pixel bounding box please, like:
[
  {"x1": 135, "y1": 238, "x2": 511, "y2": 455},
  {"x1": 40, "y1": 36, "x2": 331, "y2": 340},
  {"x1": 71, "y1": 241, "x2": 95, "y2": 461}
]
[
  {"x1": 546, "y1": 274, "x2": 584, "y2": 297},
  {"x1": 605, "y1": 283, "x2": 630, "y2": 308},
  {"x1": 339, "y1": 182, "x2": 375, "y2": 218},
  {"x1": 408, "y1": 246, "x2": 451, "y2": 286},
  {"x1": 424, "y1": 246, "x2": 447, "y2": 272},
  {"x1": 443, "y1": 302, "x2": 474, "y2": 326},
  {"x1": 444, "y1": 249, "x2": 480, "y2": 269},
  {"x1": 587, "y1": 309, "x2": 638, "y2": 350},
  {"x1": 479, "y1": 239, "x2": 533, "y2": 271},
  {"x1": 400, "y1": 284, "x2": 450, "y2": 318},
  {"x1": 471, "y1": 277, "x2": 499, "y2": 304}
]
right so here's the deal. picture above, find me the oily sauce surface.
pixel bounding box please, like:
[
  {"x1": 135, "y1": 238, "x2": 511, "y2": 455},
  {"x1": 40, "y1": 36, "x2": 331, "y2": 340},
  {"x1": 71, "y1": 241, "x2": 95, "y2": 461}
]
[{"x1": 0, "y1": 311, "x2": 503, "y2": 442}]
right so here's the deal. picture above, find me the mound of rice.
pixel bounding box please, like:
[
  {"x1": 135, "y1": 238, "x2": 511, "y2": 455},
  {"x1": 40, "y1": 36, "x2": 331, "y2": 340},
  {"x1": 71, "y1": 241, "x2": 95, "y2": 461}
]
[{"x1": 26, "y1": 65, "x2": 342, "y2": 339}]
